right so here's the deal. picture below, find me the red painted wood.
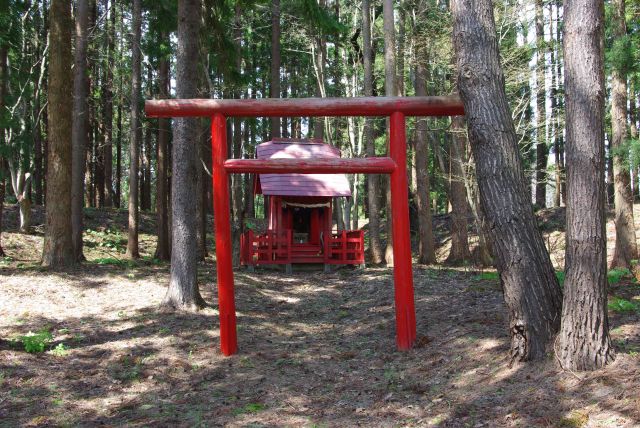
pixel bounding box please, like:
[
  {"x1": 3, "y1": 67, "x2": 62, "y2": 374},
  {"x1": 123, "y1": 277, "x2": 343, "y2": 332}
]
[
  {"x1": 224, "y1": 158, "x2": 397, "y2": 174},
  {"x1": 146, "y1": 96, "x2": 464, "y2": 118},
  {"x1": 211, "y1": 113, "x2": 237, "y2": 356},
  {"x1": 389, "y1": 111, "x2": 417, "y2": 350}
]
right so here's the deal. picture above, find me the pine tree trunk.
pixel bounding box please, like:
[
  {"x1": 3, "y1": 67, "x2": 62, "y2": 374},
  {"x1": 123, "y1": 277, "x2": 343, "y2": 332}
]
[
  {"x1": 446, "y1": 116, "x2": 471, "y2": 264},
  {"x1": 451, "y1": 0, "x2": 562, "y2": 361},
  {"x1": 71, "y1": 0, "x2": 89, "y2": 261},
  {"x1": 270, "y1": 0, "x2": 281, "y2": 138},
  {"x1": 0, "y1": 46, "x2": 6, "y2": 256},
  {"x1": 363, "y1": 0, "x2": 383, "y2": 264},
  {"x1": 414, "y1": 52, "x2": 436, "y2": 264},
  {"x1": 534, "y1": 0, "x2": 547, "y2": 208},
  {"x1": 558, "y1": 0, "x2": 614, "y2": 370},
  {"x1": 103, "y1": 0, "x2": 114, "y2": 207},
  {"x1": 126, "y1": 0, "x2": 141, "y2": 259},
  {"x1": 382, "y1": 0, "x2": 396, "y2": 266},
  {"x1": 42, "y1": 0, "x2": 75, "y2": 267},
  {"x1": 163, "y1": 0, "x2": 205, "y2": 310},
  {"x1": 610, "y1": 0, "x2": 637, "y2": 270},
  {"x1": 154, "y1": 46, "x2": 170, "y2": 261}
]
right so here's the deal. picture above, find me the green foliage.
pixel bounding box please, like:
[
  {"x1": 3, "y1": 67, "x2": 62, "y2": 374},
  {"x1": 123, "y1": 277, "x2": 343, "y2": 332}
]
[
  {"x1": 17, "y1": 330, "x2": 53, "y2": 353},
  {"x1": 608, "y1": 296, "x2": 639, "y2": 313},
  {"x1": 85, "y1": 229, "x2": 128, "y2": 253},
  {"x1": 607, "y1": 268, "x2": 633, "y2": 285},
  {"x1": 473, "y1": 271, "x2": 499, "y2": 282},
  {"x1": 49, "y1": 343, "x2": 69, "y2": 357},
  {"x1": 233, "y1": 403, "x2": 265, "y2": 416},
  {"x1": 555, "y1": 271, "x2": 566, "y2": 287}
]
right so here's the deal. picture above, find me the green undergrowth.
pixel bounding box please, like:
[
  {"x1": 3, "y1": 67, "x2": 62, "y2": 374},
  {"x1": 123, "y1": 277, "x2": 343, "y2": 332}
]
[{"x1": 608, "y1": 296, "x2": 640, "y2": 313}]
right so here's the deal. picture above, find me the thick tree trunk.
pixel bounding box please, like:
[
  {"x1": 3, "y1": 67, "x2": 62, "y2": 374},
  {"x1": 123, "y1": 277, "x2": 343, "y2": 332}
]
[
  {"x1": 270, "y1": 0, "x2": 281, "y2": 138},
  {"x1": 610, "y1": 0, "x2": 636, "y2": 270},
  {"x1": 382, "y1": 0, "x2": 396, "y2": 266},
  {"x1": 162, "y1": 0, "x2": 206, "y2": 310},
  {"x1": 42, "y1": 0, "x2": 75, "y2": 267},
  {"x1": 451, "y1": 0, "x2": 562, "y2": 361},
  {"x1": 71, "y1": 0, "x2": 89, "y2": 261},
  {"x1": 534, "y1": 0, "x2": 547, "y2": 208},
  {"x1": 558, "y1": 0, "x2": 614, "y2": 370},
  {"x1": 414, "y1": 58, "x2": 436, "y2": 265},
  {"x1": 154, "y1": 48, "x2": 170, "y2": 261},
  {"x1": 363, "y1": 0, "x2": 383, "y2": 264},
  {"x1": 446, "y1": 116, "x2": 471, "y2": 264},
  {"x1": 126, "y1": 0, "x2": 141, "y2": 259}
]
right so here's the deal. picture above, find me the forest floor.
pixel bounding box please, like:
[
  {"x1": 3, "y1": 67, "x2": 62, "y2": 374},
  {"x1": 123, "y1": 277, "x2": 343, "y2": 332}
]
[{"x1": 1, "y1": 205, "x2": 639, "y2": 427}]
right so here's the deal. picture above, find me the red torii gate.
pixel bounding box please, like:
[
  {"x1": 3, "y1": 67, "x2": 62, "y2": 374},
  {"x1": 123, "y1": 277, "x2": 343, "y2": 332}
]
[{"x1": 145, "y1": 96, "x2": 465, "y2": 356}]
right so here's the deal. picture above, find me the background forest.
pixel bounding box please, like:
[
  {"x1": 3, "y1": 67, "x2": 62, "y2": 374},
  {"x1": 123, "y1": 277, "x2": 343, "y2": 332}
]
[{"x1": 2, "y1": 0, "x2": 636, "y2": 269}]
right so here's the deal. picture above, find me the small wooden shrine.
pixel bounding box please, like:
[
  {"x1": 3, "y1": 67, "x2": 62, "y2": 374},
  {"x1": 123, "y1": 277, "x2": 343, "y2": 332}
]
[{"x1": 240, "y1": 138, "x2": 365, "y2": 271}]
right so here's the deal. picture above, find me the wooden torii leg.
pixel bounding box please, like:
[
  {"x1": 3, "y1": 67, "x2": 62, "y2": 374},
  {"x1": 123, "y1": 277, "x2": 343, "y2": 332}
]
[
  {"x1": 389, "y1": 111, "x2": 417, "y2": 350},
  {"x1": 211, "y1": 113, "x2": 237, "y2": 356}
]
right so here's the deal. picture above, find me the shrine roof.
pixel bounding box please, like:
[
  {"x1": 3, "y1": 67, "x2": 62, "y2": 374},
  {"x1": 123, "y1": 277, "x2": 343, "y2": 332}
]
[{"x1": 255, "y1": 138, "x2": 352, "y2": 198}]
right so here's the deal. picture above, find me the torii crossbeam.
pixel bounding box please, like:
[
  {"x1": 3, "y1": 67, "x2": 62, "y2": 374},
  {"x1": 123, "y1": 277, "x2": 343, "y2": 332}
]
[{"x1": 145, "y1": 96, "x2": 465, "y2": 356}]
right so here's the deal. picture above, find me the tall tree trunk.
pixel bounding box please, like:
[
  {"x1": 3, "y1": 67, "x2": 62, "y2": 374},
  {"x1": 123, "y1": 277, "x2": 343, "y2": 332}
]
[
  {"x1": 154, "y1": 42, "x2": 170, "y2": 261},
  {"x1": 558, "y1": 0, "x2": 614, "y2": 370},
  {"x1": 451, "y1": 0, "x2": 562, "y2": 361},
  {"x1": 163, "y1": 0, "x2": 206, "y2": 309},
  {"x1": 0, "y1": 45, "x2": 6, "y2": 257},
  {"x1": 103, "y1": 0, "x2": 114, "y2": 207},
  {"x1": 382, "y1": 0, "x2": 396, "y2": 266},
  {"x1": 631, "y1": 83, "x2": 639, "y2": 201},
  {"x1": 363, "y1": 0, "x2": 383, "y2": 264},
  {"x1": 414, "y1": 50, "x2": 435, "y2": 264},
  {"x1": 71, "y1": 0, "x2": 90, "y2": 260},
  {"x1": 115, "y1": 77, "x2": 122, "y2": 208},
  {"x1": 610, "y1": 0, "x2": 636, "y2": 270},
  {"x1": 126, "y1": 0, "x2": 141, "y2": 259},
  {"x1": 607, "y1": 140, "x2": 614, "y2": 206},
  {"x1": 270, "y1": 0, "x2": 281, "y2": 138},
  {"x1": 534, "y1": 0, "x2": 547, "y2": 208},
  {"x1": 446, "y1": 116, "x2": 471, "y2": 264},
  {"x1": 43, "y1": 0, "x2": 75, "y2": 267}
]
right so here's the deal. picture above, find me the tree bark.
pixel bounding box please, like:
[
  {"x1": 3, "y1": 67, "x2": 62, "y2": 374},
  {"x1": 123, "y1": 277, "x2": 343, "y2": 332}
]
[
  {"x1": 414, "y1": 51, "x2": 436, "y2": 264},
  {"x1": 558, "y1": 0, "x2": 614, "y2": 370},
  {"x1": 71, "y1": 0, "x2": 89, "y2": 261},
  {"x1": 534, "y1": 0, "x2": 547, "y2": 208},
  {"x1": 126, "y1": 0, "x2": 141, "y2": 259},
  {"x1": 270, "y1": 0, "x2": 281, "y2": 138},
  {"x1": 154, "y1": 43, "x2": 170, "y2": 261},
  {"x1": 451, "y1": 0, "x2": 562, "y2": 361},
  {"x1": 363, "y1": 0, "x2": 383, "y2": 264},
  {"x1": 0, "y1": 46, "x2": 6, "y2": 257},
  {"x1": 103, "y1": 0, "x2": 114, "y2": 207},
  {"x1": 162, "y1": 0, "x2": 206, "y2": 310},
  {"x1": 42, "y1": 0, "x2": 75, "y2": 267},
  {"x1": 446, "y1": 116, "x2": 471, "y2": 264},
  {"x1": 610, "y1": 0, "x2": 637, "y2": 270},
  {"x1": 382, "y1": 0, "x2": 396, "y2": 266}
]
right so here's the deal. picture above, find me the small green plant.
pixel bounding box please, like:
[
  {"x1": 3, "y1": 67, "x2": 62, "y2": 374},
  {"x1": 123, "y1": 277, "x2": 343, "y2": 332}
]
[
  {"x1": 473, "y1": 271, "x2": 499, "y2": 281},
  {"x1": 94, "y1": 257, "x2": 126, "y2": 266},
  {"x1": 233, "y1": 403, "x2": 265, "y2": 416},
  {"x1": 608, "y1": 296, "x2": 639, "y2": 313},
  {"x1": 555, "y1": 271, "x2": 565, "y2": 287},
  {"x1": 49, "y1": 343, "x2": 69, "y2": 357},
  {"x1": 18, "y1": 330, "x2": 53, "y2": 353}
]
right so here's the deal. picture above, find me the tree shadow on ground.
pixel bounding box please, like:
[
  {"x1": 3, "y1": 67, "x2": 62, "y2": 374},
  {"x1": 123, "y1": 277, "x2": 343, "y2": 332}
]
[{"x1": 1, "y1": 266, "x2": 638, "y2": 426}]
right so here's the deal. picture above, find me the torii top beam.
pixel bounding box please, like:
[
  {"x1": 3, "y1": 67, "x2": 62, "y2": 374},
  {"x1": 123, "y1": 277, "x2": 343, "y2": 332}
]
[{"x1": 145, "y1": 96, "x2": 464, "y2": 118}]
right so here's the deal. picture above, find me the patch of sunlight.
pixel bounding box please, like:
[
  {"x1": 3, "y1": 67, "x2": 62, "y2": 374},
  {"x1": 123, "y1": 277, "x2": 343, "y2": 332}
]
[{"x1": 478, "y1": 338, "x2": 502, "y2": 351}]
